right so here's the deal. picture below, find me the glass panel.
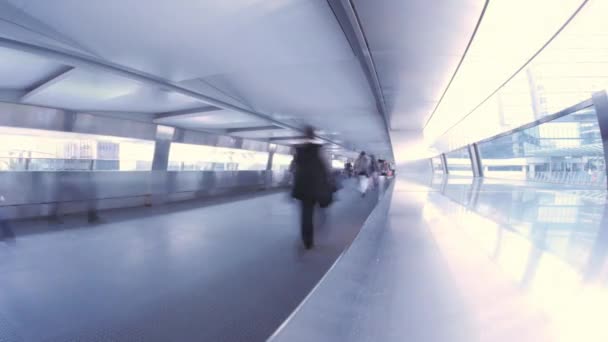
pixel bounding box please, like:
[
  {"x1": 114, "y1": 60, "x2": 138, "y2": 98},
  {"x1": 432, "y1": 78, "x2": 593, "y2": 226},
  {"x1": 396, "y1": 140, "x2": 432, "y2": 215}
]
[
  {"x1": 424, "y1": 0, "x2": 584, "y2": 143},
  {"x1": 479, "y1": 106, "x2": 606, "y2": 187},
  {"x1": 431, "y1": 156, "x2": 444, "y2": 174},
  {"x1": 430, "y1": 0, "x2": 608, "y2": 150},
  {"x1": 168, "y1": 143, "x2": 268, "y2": 171},
  {"x1": 272, "y1": 153, "x2": 293, "y2": 171},
  {"x1": 331, "y1": 159, "x2": 343, "y2": 169},
  {"x1": 0, "y1": 126, "x2": 154, "y2": 171},
  {"x1": 445, "y1": 147, "x2": 473, "y2": 176}
]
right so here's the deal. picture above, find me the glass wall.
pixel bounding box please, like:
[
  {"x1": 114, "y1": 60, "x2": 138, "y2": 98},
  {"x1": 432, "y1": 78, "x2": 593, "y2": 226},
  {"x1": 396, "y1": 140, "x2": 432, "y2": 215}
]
[
  {"x1": 428, "y1": 0, "x2": 608, "y2": 152},
  {"x1": 272, "y1": 153, "x2": 293, "y2": 171},
  {"x1": 431, "y1": 156, "x2": 444, "y2": 174},
  {"x1": 445, "y1": 147, "x2": 473, "y2": 176},
  {"x1": 478, "y1": 106, "x2": 606, "y2": 187},
  {"x1": 168, "y1": 143, "x2": 268, "y2": 171},
  {"x1": 0, "y1": 126, "x2": 154, "y2": 171}
]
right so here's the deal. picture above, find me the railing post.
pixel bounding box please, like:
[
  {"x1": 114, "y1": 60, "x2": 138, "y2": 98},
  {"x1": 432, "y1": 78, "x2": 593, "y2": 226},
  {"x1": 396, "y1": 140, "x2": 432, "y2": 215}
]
[
  {"x1": 440, "y1": 153, "x2": 449, "y2": 175},
  {"x1": 475, "y1": 143, "x2": 484, "y2": 177},
  {"x1": 265, "y1": 144, "x2": 277, "y2": 189},
  {"x1": 592, "y1": 91, "x2": 608, "y2": 190},
  {"x1": 468, "y1": 143, "x2": 484, "y2": 177},
  {"x1": 151, "y1": 125, "x2": 174, "y2": 171}
]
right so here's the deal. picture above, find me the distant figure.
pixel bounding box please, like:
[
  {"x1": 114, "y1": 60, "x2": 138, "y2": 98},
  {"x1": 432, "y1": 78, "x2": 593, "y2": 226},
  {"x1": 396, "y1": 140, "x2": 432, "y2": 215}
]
[
  {"x1": 288, "y1": 157, "x2": 296, "y2": 185},
  {"x1": 378, "y1": 159, "x2": 389, "y2": 177},
  {"x1": 354, "y1": 151, "x2": 370, "y2": 196},
  {"x1": 370, "y1": 154, "x2": 379, "y2": 189},
  {"x1": 344, "y1": 162, "x2": 353, "y2": 178},
  {"x1": 0, "y1": 195, "x2": 15, "y2": 241},
  {"x1": 291, "y1": 126, "x2": 332, "y2": 249}
]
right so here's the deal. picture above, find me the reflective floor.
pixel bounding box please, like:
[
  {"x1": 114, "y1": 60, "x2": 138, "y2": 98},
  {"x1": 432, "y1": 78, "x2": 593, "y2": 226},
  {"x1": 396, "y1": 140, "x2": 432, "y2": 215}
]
[
  {"x1": 271, "y1": 175, "x2": 608, "y2": 341},
  {"x1": 427, "y1": 175, "x2": 608, "y2": 342},
  {"x1": 0, "y1": 181, "x2": 380, "y2": 342}
]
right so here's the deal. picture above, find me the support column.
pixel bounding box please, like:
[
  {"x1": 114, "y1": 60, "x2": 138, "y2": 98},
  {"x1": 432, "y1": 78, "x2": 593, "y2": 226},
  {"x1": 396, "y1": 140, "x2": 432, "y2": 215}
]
[
  {"x1": 584, "y1": 200, "x2": 608, "y2": 281},
  {"x1": 440, "y1": 153, "x2": 449, "y2": 175},
  {"x1": 592, "y1": 91, "x2": 608, "y2": 189},
  {"x1": 151, "y1": 125, "x2": 175, "y2": 171},
  {"x1": 149, "y1": 125, "x2": 175, "y2": 206},
  {"x1": 265, "y1": 144, "x2": 277, "y2": 189},
  {"x1": 266, "y1": 149, "x2": 275, "y2": 171},
  {"x1": 468, "y1": 143, "x2": 484, "y2": 177}
]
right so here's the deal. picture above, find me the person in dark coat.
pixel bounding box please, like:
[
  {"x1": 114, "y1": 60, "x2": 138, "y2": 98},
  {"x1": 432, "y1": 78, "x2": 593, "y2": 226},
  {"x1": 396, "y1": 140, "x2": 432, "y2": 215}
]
[{"x1": 291, "y1": 126, "x2": 332, "y2": 249}]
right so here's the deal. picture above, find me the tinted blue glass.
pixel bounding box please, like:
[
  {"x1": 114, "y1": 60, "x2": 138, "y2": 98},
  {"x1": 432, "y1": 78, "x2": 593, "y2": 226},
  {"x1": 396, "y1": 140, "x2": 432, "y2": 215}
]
[
  {"x1": 479, "y1": 106, "x2": 605, "y2": 187},
  {"x1": 446, "y1": 147, "x2": 473, "y2": 176}
]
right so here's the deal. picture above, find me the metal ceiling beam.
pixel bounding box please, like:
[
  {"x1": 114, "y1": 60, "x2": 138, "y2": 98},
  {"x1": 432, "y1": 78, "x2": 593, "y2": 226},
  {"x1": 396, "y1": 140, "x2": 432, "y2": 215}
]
[
  {"x1": 0, "y1": 36, "x2": 347, "y2": 149},
  {"x1": 269, "y1": 136, "x2": 308, "y2": 141},
  {"x1": 0, "y1": 89, "x2": 26, "y2": 102},
  {"x1": 327, "y1": 0, "x2": 388, "y2": 129},
  {"x1": 21, "y1": 66, "x2": 75, "y2": 102},
  {"x1": 226, "y1": 125, "x2": 283, "y2": 133},
  {"x1": 154, "y1": 105, "x2": 220, "y2": 121}
]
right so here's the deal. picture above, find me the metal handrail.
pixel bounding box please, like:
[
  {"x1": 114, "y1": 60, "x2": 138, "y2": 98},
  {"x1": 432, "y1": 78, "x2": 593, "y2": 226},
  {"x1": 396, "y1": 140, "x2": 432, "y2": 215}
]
[{"x1": 0, "y1": 157, "x2": 152, "y2": 171}]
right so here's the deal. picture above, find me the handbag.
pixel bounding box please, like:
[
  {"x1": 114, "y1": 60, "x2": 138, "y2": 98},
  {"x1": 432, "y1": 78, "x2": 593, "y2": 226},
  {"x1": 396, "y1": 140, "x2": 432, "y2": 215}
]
[
  {"x1": 319, "y1": 190, "x2": 333, "y2": 208},
  {"x1": 318, "y1": 177, "x2": 334, "y2": 208}
]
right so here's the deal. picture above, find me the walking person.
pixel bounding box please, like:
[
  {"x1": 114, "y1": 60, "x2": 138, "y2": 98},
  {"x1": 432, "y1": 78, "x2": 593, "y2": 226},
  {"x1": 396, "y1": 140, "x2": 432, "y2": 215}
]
[
  {"x1": 0, "y1": 195, "x2": 15, "y2": 241},
  {"x1": 291, "y1": 126, "x2": 332, "y2": 249},
  {"x1": 288, "y1": 157, "x2": 296, "y2": 186},
  {"x1": 369, "y1": 154, "x2": 379, "y2": 189},
  {"x1": 344, "y1": 161, "x2": 353, "y2": 178},
  {"x1": 354, "y1": 151, "x2": 371, "y2": 197}
]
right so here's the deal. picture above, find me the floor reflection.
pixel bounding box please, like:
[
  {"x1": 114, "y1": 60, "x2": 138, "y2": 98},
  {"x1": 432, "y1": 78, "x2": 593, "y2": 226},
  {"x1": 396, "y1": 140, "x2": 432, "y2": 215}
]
[{"x1": 426, "y1": 175, "x2": 608, "y2": 342}]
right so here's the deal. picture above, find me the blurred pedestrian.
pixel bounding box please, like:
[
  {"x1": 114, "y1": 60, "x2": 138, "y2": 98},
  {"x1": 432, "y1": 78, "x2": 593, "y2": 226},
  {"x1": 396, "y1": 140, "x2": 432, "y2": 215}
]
[
  {"x1": 291, "y1": 126, "x2": 333, "y2": 249},
  {"x1": 344, "y1": 161, "x2": 353, "y2": 178},
  {"x1": 378, "y1": 159, "x2": 389, "y2": 177},
  {"x1": 0, "y1": 195, "x2": 14, "y2": 241},
  {"x1": 370, "y1": 154, "x2": 379, "y2": 189},
  {"x1": 288, "y1": 156, "x2": 296, "y2": 185},
  {"x1": 354, "y1": 151, "x2": 370, "y2": 197}
]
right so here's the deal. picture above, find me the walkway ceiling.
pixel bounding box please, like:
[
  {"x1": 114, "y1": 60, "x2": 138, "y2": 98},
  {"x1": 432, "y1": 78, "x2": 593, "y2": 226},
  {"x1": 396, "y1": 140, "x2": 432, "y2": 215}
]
[
  {"x1": 0, "y1": 0, "x2": 485, "y2": 160},
  {"x1": 350, "y1": 0, "x2": 485, "y2": 131}
]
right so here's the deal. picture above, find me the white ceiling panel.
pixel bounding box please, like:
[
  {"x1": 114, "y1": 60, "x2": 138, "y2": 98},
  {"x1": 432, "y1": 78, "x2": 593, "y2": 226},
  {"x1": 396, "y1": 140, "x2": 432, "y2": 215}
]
[
  {"x1": 0, "y1": 0, "x2": 490, "y2": 160},
  {"x1": 270, "y1": 138, "x2": 311, "y2": 145},
  {"x1": 22, "y1": 69, "x2": 204, "y2": 113},
  {"x1": 0, "y1": 46, "x2": 66, "y2": 89},
  {"x1": 157, "y1": 109, "x2": 270, "y2": 131},
  {"x1": 2, "y1": 0, "x2": 395, "y2": 156},
  {"x1": 229, "y1": 128, "x2": 302, "y2": 139},
  {"x1": 197, "y1": 59, "x2": 391, "y2": 153},
  {"x1": 7, "y1": 0, "x2": 355, "y2": 82}
]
